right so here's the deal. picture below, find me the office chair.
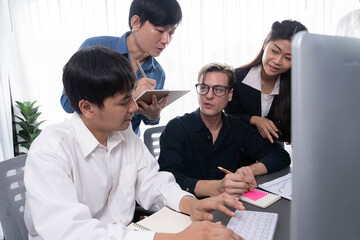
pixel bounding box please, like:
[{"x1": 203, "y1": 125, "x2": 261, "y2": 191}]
[
  {"x1": 0, "y1": 154, "x2": 28, "y2": 240},
  {"x1": 143, "y1": 125, "x2": 165, "y2": 160}
]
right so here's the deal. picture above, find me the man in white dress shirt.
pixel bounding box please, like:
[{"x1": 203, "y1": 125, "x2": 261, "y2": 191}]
[{"x1": 23, "y1": 46, "x2": 244, "y2": 240}]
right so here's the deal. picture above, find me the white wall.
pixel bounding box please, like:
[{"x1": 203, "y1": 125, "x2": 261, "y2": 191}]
[{"x1": 0, "y1": 0, "x2": 359, "y2": 156}]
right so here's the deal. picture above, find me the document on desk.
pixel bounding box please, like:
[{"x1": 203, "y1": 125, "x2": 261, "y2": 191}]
[
  {"x1": 258, "y1": 173, "x2": 292, "y2": 200},
  {"x1": 127, "y1": 207, "x2": 192, "y2": 233},
  {"x1": 227, "y1": 210, "x2": 278, "y2": 240}
]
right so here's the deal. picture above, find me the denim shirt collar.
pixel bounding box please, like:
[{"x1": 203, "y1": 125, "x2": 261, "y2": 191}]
[{"x1": 117, "y1": 31, "x2": 156, "y2": 70}]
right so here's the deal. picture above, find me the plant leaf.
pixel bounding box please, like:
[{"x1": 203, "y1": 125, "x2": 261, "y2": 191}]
[
  {"x1": 18, "y1": 130, "x2": 31, "y2": 142},
  {"x1": 28, "y1": 112, "x2": 41, "y2": 124},
  {"x1": 34, "y1": 120, "x2": 45, "y2": 129},
  {"x1": 14, "y1": 100, "x2": 44, "y2": 150},
  {"x1": 30, "y1": 106, "x2": 40, "y2": 115},
  {"x1": 20, "y1": 142, "x2": 31, "y2": 150},
  {"x1": 15, "y1": 101, "x2": 25, "y2": 109},
  {"x1": 32, "y1": 130, "x2": 42, "y2": 140},
  {"x1": 15, "y1": 116, "x2": 25, "y2": 122}
]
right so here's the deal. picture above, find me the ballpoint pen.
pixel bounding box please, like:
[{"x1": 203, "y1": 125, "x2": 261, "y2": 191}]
[{"x1": 135, "y1": 60, "x2": 147, "y2": 78}]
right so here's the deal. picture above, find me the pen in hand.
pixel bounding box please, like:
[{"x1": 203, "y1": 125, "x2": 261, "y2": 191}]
[
  {"x1": 135, "y1": 60, "x2": 147, "y2": 78},
  {"x1": 218, "y1": 166, "x2": 257, "y2": 191},
  {"x1": 217, "y1": 166, "x2": 234, "y2": 175}
]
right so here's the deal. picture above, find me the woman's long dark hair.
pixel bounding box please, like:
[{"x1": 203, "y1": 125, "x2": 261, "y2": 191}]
[{"x1": 241, "y1": 20, "x2": 307, "y2": 132}]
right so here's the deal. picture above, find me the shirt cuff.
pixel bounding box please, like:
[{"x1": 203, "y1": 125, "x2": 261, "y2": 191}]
[{"x1": 181, "y1": 178, "x2": 199, "y2": 196}]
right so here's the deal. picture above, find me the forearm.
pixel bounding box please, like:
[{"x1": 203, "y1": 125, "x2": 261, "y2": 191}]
[
  {"x1": 258, "y1": 149, "x2": 291, "y2": 173},
  {"x1": 249, "y1": 115, "x2": 260, "y2": 126},
  {"x1": 249, "y1": 162, "x2": 268, "y2": 176},
  {"x1": 178, "y1": 195, "x2": 197, "y2": 215},
  {"x1": 154, "y1": 233, "x2": 179, "y2": 240},
  {"x1": 193, "y1": 180, "x2": 220, "y2": 198}
]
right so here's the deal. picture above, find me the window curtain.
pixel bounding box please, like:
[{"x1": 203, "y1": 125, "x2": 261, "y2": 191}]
[
  {"x1": 0, "y1": 0, "x2": 15, "y2": 161},
  {"x1": 1, "y1": 0, "x2": 359, "y2": 157}
]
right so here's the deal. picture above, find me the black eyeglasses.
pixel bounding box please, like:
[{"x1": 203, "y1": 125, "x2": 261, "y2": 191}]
[{"x1": 195, "y1": 84, "x2": 232, "y2": 97}]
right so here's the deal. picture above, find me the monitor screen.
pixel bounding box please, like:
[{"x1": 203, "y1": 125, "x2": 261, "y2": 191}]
[{"x1": 291, "y1": 32, "x2": 360, "y2": 239}]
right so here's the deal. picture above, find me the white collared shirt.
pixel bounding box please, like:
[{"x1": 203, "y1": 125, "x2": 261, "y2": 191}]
[
  {"x1": 242, "y1": 65, "x2": 280, "y2": 117},
  {"x1": 24, "y1": 113, "x2": 191, "y2": 240},
  {"x1": 336, "y1": 9, "x2": 360, "y2": 38}
]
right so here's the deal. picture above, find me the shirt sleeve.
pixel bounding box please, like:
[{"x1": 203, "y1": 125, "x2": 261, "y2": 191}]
[
  {"x1": 80, "y1": 38, "x2": 100, "y2": 48},
  {"x1": 158, "y1": 119, "x2": 199, "y2": 195},
  {"x1": 60, "y1": 89, "x2": 74, "y2": 113},
  {"x1": 129, "y1": 127, "x2": 192, "y2": 211},
  {"x1": 141, "y1": 116, "x2": 160, "y2": 126},
  {"x1": 237, "y1": 120, "x2": 291, "y2": 173},
  {"x1": 60, "y1": 37, "x2": 97, "y2": 114}
]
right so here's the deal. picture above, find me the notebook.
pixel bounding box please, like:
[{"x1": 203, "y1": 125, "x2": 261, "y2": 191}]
[
  {"x1": 135, "y1": 90, "x2": 190, "y2": 108},
  {"x1": 227, "y1": 210, "x2": 278, "y2": 240},
  {"x1": 127, "y1": 207, "x2": 192, "y2": 233},
  {"x1": 258, "y1": 173, "x2": 292, "y2": 200},
  {"x1": 240, "y1": 189, "x2": 280, "y2": 208}
]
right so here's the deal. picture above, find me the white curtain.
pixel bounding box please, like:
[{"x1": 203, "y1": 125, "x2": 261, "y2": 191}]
[
  {"x1": 0, "y1": 0, "x2": 15, "y2": 161},
  {"x1": 0, "y1": 0, "x2": 359, "y2": 156}
]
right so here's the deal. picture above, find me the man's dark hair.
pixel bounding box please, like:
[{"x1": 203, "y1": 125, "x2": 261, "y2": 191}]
[
  {"x1": 63, "y1": 46, "x2": 136, "y2": 113},
  {"x1": 128, "y1": 0, "x2": 182, "y2": 29}
]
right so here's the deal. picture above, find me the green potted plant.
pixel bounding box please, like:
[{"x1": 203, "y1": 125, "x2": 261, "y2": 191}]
[{"x1": 14, "y1": 100, "x2": 45, "y2": 152}]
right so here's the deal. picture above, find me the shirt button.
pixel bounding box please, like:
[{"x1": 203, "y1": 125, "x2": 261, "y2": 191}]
[
  {"x1": 207, "y1": 136, "x2": 211, "y2": 139},
  {"x1": 185, "y1": 188, "x2": 190, "y2": 192}
]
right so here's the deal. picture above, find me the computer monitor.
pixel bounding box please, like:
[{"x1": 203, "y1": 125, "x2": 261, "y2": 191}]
[{"x1": 291, "y1": 32, "x2": 360, "y2": 239}]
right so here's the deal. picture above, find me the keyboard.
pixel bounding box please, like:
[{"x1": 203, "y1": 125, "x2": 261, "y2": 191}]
[{"x1": 226, "y1": 210, "x2": 278, "y2": 240}]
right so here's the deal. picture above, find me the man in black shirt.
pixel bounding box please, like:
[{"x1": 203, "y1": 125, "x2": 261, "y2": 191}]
[{"x1": 158, "y1": 63, "x2": 290, "y2": 198}]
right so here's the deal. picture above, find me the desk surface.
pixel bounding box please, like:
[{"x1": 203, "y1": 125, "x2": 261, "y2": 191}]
[{"x1": 213, "y1": 167, "x2": 291, "y2": 240}]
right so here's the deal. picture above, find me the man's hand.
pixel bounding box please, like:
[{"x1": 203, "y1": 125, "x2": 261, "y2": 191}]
[
  {"x1": 235, "y1": 166, "x2": 257, "y2": 192},
  {"x1": 136, "y1": 95, "x2": 169, "y2": 120},
  {"x1": 155, "y1": 194, "x2": 245, "y2": 240},
  {"x1": 179, "y1": 193, "x2": 245, "y2": 222},
  {"x1": 154, "y1": 221, "x2": 244, "y2": 240},
  {"x1": 250, "y1": 116, "x2": 279, "y2": 143},
  {"x1": 216, "y1": 172, "x2": 255, "y2": 198},
  {"x1": 133, "y1": 77, "x2": 156, "y2": 99}
]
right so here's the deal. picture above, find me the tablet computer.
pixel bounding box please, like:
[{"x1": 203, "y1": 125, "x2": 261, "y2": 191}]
[{"x1": 135, "y1": 90, "x2": 190, "y2": 108}]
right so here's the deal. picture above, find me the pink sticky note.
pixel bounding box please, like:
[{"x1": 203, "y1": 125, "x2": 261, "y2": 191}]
[{"x1": 242, "y1": 189, "x2": 267, "y2": 201}]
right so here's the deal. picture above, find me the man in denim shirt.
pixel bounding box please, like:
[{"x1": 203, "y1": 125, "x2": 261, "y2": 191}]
[{"x1": 60, "y1": 0, "x2": 182, "y2": 135}]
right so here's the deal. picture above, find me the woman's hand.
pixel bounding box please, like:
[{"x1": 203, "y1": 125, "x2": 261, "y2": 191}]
[{"x1": 250, "y1": 116, "x2": 279, "y2": 143}]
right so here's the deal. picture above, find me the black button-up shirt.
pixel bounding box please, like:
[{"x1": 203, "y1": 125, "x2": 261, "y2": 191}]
[{"x1": 158, "y1": 108, "x2": 290, "y2": 196}]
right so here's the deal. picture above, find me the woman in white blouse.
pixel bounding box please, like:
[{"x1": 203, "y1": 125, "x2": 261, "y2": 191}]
[{"x1": 225, "y1": 20, "x2": 307, "y2": 145}]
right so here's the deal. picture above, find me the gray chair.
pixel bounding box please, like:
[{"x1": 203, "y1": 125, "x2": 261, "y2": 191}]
[
  {"x1": 0, "y1": 154, "x2": 28, "y2": 240},
  {"x1": 143, "y1": 125, "x2": 165, "y2": 160}
]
